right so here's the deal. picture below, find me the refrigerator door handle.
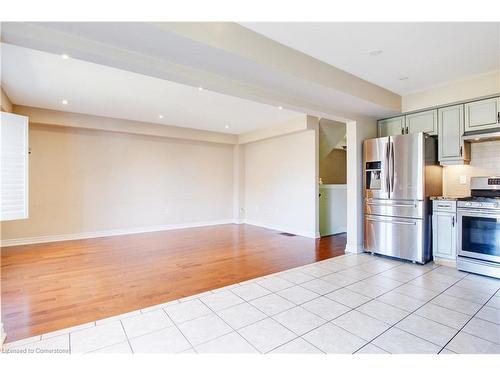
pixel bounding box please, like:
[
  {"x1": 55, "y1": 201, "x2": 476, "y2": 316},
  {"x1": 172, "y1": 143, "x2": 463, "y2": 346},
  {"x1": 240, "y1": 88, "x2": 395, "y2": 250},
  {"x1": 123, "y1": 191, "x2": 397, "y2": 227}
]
[
  {"x1": 390, "y1": 140, "x2": 395, "y2": 193},
  {"x1": 385, "y1": 141, "x2": 391, "y2": 194}
]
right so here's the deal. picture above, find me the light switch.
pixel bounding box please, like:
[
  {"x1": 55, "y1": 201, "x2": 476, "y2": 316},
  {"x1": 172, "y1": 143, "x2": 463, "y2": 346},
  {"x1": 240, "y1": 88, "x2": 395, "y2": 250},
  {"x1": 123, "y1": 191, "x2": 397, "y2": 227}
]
[{"x1": 459, "y1": 175, "x2": 467, "y2": 184}]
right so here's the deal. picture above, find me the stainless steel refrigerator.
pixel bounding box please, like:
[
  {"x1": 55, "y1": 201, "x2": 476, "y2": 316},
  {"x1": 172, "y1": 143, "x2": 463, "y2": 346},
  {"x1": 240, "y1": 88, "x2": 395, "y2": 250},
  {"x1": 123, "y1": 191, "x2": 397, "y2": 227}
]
[{"x1": 363, "y1": 132, "x2": 442, "y2": 263}]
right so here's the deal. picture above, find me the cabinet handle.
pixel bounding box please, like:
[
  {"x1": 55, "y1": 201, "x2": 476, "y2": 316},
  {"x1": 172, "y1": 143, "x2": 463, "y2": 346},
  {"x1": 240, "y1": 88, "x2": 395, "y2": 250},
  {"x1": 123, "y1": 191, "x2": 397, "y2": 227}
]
[
  {"x1": 460, "y1": 146, "x2": 463, "y2": 156},
  {"x1": 452, "y1": 216, "x2": 455, "y2": 227},
  {"x1": 497, "y1": 112, "x2": 500, "y2": 123}
]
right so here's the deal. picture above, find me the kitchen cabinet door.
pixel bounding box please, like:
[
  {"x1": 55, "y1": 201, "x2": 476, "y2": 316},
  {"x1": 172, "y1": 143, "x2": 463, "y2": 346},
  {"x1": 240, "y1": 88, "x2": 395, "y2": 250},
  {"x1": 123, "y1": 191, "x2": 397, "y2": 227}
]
[
  {"x1": 438, "y1": 105, "x2": 470, "y2": 164},
  {"x1": 464, "y1": 97, "x2": 500, "y2": 133},
  {"x1": 432, "y1": 211, "x2": 457, "y2": 261},
  {"x1": 378, "y1": 116, "x2": 404, "y2": 137},
  {"x1": 406, "y1": 109, "x2": 438, "y2": 135}
]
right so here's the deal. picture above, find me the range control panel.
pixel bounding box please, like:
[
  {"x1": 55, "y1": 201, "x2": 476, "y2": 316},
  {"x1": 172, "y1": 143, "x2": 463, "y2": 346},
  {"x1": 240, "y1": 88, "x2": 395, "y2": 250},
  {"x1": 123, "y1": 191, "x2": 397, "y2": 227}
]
[{"x1": 488, "y1": 178, "x2": 500, "y2": 186}]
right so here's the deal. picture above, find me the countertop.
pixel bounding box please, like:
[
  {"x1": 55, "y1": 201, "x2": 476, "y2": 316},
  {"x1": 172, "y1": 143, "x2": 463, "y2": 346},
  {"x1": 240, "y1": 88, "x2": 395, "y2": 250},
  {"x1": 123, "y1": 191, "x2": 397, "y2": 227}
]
[{"x1": 430, "y1": 196, "x2": 465, "y2": 201}]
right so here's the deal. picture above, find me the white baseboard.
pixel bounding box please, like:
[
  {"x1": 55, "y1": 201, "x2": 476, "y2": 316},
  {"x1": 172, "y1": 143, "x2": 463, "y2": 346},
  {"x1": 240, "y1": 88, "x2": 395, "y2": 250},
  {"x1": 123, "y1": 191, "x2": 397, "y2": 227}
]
[
  {"x1": 1, "y1": 219, "x2": 321, "y2": 247},
  {"x1": 320, "y1": 226, "x2": 347, "y2": 237},
  {"x1": 433, "y1": 257, "x2": 457, "y2": 268},
  {"x1": 244, "y1": 219, "x2": 318, "y2": 238},
  {"x1": 344, "y1": 243, "x2": 365, "y2": 254},
  {"x1": 0, "y1": 219, "x2": 236, "y2": 247}
]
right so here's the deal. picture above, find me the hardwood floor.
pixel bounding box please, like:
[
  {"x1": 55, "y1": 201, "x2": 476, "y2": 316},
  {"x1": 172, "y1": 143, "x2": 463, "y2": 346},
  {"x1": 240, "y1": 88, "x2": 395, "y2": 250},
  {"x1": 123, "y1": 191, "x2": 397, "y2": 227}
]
[{"x1": 1, "y1": 224, "x2": 346, "y2": 343}]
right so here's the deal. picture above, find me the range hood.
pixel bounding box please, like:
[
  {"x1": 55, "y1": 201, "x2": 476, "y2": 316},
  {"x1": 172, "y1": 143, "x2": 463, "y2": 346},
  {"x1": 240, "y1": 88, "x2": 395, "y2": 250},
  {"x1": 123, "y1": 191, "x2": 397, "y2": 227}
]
[{"x1": 463, "y1": 131, "x2": 500, "y2": 143}]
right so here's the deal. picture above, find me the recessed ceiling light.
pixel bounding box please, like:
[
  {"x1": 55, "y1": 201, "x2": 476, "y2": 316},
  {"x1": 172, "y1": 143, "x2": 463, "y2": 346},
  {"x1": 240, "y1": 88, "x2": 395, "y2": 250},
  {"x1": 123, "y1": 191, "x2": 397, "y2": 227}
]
[
  {"x1": 225, "y1": 125, "x2": 230, "y2": 129},
  {"x1": 198, "y1": 87, "x2": 203, "y2": 91},
  {"x1": 278, "y1": 106, "x2": 283, "y2": 110},
  {"x1": 158, "y1": 114, "x2": 164, "y2": 119},
  {"x1": 399, "y1": 77, "x2": 409, "y2": 81},
  {"x1": 61, "y1": 54, "x2": 69, "y2": 59},
  {"x1": 61, "y1": 99, "x2": 68, "y2": 105},
  {"x1": 369, "y1": 50, "x2": 383, "y2": 56}
]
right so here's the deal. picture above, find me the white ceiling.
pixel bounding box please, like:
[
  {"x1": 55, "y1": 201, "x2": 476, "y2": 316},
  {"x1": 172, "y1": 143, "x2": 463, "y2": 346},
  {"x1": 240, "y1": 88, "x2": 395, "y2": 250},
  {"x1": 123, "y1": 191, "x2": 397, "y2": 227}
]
[
  {"x1": 0, "y1": 43, "x2": 303, "y2": 134},
  {"x1": 241, "y1": 22, "x2": 500, "y2": 95},
  {"x1": 1, "y1": 22, "x2": 401, "y2": 121}
]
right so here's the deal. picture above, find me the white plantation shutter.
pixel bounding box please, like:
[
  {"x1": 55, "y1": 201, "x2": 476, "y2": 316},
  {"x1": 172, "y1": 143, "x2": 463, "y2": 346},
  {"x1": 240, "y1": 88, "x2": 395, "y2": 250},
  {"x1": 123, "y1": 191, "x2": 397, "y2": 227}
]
[{"x1": 1, "y1": 112, "x2": 29, "y2": 221}]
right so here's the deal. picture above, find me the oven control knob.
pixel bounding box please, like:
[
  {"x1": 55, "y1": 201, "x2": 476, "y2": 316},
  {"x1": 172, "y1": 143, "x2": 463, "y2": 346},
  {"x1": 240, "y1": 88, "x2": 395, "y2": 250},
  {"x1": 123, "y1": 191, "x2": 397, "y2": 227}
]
[{"x1": 477, "y1": 203, "x2": 483, "y2": 207}]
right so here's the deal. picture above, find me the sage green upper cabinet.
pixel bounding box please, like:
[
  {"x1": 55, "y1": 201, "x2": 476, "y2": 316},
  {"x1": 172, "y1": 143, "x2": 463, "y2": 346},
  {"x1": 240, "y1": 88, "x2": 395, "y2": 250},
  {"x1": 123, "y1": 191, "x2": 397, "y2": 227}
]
[
  {"x1": 438, "y1": 104, "x2": 470, "y2": 165},
  {"x1": 378, "y1": 116, "x2": 404, "y2": 137},
  {"x1": 405, "y1": 109, "x2": 438, "y2": 136},
  {"x1": 464, "y1": 97, "x2": 500, "y2": 133}
]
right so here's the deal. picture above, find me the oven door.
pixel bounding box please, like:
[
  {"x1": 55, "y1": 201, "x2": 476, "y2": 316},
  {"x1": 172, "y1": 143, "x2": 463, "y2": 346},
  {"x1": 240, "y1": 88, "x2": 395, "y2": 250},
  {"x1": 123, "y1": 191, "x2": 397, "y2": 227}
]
[{"x1": 457, "y1": 208, "x2": 500, "y2": 263}]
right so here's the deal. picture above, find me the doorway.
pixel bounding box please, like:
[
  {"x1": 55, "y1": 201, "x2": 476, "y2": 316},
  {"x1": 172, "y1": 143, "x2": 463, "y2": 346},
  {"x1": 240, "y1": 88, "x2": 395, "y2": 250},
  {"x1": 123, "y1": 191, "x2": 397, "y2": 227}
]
[{"x1": 318, "y1": 119, "x2": 348, "y2": 237}]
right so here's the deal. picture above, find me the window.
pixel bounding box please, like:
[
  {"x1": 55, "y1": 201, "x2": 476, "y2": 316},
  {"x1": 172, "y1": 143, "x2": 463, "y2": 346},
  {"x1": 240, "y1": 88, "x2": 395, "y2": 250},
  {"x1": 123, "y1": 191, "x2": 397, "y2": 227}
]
[{"x1": 1, "y1": 112, "x2": 29, "y2": 221}]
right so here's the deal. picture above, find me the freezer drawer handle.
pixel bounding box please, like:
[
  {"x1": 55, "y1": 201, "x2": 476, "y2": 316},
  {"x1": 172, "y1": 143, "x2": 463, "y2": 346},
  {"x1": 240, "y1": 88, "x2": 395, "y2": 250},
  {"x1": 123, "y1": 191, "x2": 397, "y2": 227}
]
[
  {"x1": 365, "y1": 217, "x2": 417, "y2": 226},
  {"x1": 366, "y1": 201, "x2": 417, "y2": 208}
]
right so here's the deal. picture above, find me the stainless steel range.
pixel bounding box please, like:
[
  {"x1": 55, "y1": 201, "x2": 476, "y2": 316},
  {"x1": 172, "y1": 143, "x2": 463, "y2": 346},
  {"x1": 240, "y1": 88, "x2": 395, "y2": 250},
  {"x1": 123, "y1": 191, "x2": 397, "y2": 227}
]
[{"x1": 457, "y1": 176, "x2": 500, "y2": 278}]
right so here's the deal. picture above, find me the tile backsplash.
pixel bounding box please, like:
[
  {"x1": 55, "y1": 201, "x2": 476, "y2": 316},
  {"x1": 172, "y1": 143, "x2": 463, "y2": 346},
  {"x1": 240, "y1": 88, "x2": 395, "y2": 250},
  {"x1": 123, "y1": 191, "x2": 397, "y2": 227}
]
[{"x1": 443, "y1": 140, "x2": 500, "y2": 197}]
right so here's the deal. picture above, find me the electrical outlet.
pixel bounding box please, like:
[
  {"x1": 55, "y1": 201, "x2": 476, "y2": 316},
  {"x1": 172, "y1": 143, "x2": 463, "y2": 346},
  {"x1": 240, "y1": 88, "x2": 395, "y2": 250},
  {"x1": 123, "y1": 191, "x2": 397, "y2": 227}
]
[{"x1": 459, "y1": 175, "x2": 467, "y2": 185}]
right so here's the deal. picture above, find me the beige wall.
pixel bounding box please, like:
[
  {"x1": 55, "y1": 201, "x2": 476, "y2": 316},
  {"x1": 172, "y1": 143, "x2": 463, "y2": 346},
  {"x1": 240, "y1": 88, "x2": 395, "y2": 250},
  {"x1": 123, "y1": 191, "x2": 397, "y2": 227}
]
[
  {"x1": 1, "y1": 86, "x2": 13, "y2": 113},
  {"x1": 1, "y1": 123, "x2": 234, "y2": 242},
  {"x1": 402, "y1": 70, "x2": 500, "y2": 112},
  {"x1": 346, "y1": 117, "x2": 377, "y2": 253},
  {"x1": 319, "y1": 149, "x2": 347, "y2": 184},
  {"x1": 443, "y1": 140, "x2": 500, "y2": 197},
  {"x1": 243, "y1": 130, "x2": 317, "y2": 237}
]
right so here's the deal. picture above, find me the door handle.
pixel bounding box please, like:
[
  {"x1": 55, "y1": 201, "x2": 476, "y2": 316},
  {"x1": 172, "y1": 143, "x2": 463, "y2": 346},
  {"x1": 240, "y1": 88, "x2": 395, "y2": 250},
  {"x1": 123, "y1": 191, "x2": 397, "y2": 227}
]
[
  {"x1": 365, "y1": 217, "x2": 416, "y2": 226},
  {"x1": 437, "y1": 203, "x2": 451, "y2": 208}
]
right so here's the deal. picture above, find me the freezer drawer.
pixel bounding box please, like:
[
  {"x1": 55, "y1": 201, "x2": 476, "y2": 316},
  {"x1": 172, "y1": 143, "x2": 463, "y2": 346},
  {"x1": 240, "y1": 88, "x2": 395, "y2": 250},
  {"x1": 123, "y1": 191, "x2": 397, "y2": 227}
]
[
  {"x1": 365, "y1": 198, "x2": 423, "y2": 219},
  {"x1": 364, "y1": 214, "x2": 428, "y2": 263}
]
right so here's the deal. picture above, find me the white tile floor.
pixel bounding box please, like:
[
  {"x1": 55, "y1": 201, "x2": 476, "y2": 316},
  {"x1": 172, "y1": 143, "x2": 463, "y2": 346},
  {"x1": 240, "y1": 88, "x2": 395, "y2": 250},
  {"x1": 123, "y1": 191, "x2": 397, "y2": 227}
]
[{"x1": 3, "y1": 252, "x2": 500, "y2": 354}]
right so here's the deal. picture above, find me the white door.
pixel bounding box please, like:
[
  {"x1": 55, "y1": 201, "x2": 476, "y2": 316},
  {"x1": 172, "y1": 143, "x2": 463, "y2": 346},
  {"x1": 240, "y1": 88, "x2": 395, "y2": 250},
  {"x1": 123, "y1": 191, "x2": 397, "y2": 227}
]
[
  {"x1": 464, "y1": 97, "x2": 500, "y2": 133},
  {"x1": 0, "y1": 112, "x2": 29, "y2": 221},
  {"x1": 433, "y1": 211, "x2": 457, "y2": 260}
]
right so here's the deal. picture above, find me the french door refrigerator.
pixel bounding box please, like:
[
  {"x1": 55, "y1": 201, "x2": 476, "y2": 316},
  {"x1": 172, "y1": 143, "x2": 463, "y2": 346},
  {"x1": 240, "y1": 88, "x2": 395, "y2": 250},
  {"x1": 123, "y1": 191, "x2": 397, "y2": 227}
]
[{"x1": 363, "y1": 132, "x2": 442, "y2": 263}]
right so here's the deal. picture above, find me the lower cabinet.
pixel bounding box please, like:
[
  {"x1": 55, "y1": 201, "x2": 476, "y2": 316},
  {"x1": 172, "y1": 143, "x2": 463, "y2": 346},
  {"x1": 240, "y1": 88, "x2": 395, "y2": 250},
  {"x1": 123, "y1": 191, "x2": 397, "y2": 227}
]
[{"x1": 432, "y1": 200, "x2": 457, "y2": 264}]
